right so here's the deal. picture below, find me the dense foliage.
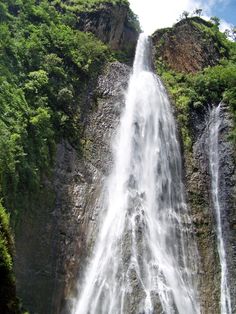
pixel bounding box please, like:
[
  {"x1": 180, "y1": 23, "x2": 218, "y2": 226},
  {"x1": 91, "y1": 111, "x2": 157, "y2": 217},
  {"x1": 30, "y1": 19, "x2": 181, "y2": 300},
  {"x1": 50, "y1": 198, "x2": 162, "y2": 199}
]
[
  {"x1": 0, "y1": 0, "x2": 139, "y2": 310},
  {"x1": 52, "y1": 0, "x2": 129, "y2": 12},
  {"x1": 0, "y1": 0, "x2": 111, "y2": 211},
  {"x1": 156, "y1": 19, "x2": 236, "y2": 147},
  {"x1": 0, "y1": 202, "x2": 19, "y2": 313},
  {"x1": 52, "y1": 0, "x2": 141, "y2": 36},
  {"x1": 0, "y1": 1, "x2": 114, "y2": 309}
]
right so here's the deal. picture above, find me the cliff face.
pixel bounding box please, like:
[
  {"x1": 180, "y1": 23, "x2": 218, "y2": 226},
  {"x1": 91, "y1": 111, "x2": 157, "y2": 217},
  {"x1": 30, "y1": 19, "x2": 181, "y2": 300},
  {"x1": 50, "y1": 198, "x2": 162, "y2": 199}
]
[
  {"x1": 13, "y1": 10, "x2": 236, "y2": 314},
  {"x1": 15, "y1": 62, "x2": 130, "y2": 314},
  {"x1": 52, "y1": 62, "x2": 130, "y2": 313},
  {"x1": 76, "y1": 3, "x2": 139, "y2": 58},
  {"x1": 186, "y1": 104, "x2": 236, "y2": 313},
  {"x1": 152, "y1": 17, "x2": 224, "y2": 73},
  {"x1": 10, "y1": 2, "x2": 135, "y2": 313},
  {"x1": 153, "y1": 17, "x2": 236, "y2": 313}
]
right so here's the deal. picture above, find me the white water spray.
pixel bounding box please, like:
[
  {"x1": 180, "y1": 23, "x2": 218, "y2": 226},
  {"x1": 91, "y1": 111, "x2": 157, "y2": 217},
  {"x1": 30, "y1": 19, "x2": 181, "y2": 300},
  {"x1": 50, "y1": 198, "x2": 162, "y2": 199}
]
[
  {"x1": 72, "y1": 34, "x2": 200, "y2": 314},
  {"x1": 209, "y1": 104, "x2": 232, "y2": 314}
]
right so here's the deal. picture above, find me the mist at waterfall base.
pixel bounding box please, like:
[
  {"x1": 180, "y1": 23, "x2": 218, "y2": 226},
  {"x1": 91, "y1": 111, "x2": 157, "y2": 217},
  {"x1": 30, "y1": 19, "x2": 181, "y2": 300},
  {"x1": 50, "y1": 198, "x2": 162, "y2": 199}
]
[
  {"x1": 209, "y1": 105, "x2": 232, "y2": 314},
  {"x1": 71, "y1": 34, "x2": 200, "y2": 314}
]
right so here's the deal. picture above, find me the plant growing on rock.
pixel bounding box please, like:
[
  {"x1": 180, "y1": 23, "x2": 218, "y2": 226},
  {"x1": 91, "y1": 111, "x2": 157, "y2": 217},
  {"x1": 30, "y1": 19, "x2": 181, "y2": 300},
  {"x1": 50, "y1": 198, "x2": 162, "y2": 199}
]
[{"x1": 194, "y1": 8, "x2": 203, "y2": 17}]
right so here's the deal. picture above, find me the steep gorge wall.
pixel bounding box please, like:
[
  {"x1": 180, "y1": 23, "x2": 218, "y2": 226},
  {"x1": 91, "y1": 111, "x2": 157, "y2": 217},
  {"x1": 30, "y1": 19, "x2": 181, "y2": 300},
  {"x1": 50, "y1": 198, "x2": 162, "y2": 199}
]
[
  {"x1": 186, "y1": 103, "x2": 236, "y2": 313},
  {"x1": 13, "y1": 10, "x2": 236, "y2": 314},
  {"x1": 76, "y1": 3, "x2": 139, "y2": 57},
  {"x1": 13, "y1": 2, "x2": 137, "y2": 313},
  {"x1": 15, "y1": 62, "x2": 130, "y2": 314},
  {"x1": 153, "y1": 18, "x2": 236, "y2": 313}
]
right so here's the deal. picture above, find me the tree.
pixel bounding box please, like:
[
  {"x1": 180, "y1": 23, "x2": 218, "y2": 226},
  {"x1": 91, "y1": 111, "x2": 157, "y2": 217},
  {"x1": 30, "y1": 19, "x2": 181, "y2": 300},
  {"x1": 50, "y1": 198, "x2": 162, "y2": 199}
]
[
  {"x1": 194, "y1": 9, "x2": 203, "y2": 17},
  {"x1": 230, "y1": 26, "x2": 236, "y2": 42},
  {"x1": 224, "y1": 26, "x2": 236, "y2": 41},
  {"x1": 182, "y1": 11, "x2": 189, "y2": 19},
  {"x1": 179, "y1": 11, "x2": 190, "y2": 21},
  {"x1": 210, "y1": 16, "x2": 220, "y2": 27}
]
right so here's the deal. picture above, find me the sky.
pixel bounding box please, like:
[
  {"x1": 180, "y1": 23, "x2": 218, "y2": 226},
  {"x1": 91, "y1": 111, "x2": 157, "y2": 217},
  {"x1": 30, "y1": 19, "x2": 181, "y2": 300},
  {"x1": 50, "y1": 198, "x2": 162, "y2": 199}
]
[{"x1": 129, "y1": 0, "x2": 236, "y2": 34}]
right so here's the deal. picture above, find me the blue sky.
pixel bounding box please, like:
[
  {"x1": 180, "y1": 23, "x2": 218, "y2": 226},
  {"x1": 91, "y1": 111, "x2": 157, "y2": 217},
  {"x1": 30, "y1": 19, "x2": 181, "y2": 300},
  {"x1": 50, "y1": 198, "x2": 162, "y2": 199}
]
[
  {"x1": 129, "y1": 0, "x2": 235, "y2": 34},
  {"x1": 212, "y1": 0, "x2": 236, "y2": 25}
]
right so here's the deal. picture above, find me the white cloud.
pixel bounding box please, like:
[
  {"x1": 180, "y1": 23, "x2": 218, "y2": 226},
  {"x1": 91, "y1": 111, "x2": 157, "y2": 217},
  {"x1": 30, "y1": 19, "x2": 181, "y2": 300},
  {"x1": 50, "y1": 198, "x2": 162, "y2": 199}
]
[
  {"x1": 219, "y1": 19, "x2": 233, "y2": 33},
  {"x1": 129, "y1": 0, "x2": 231, "y2": 34}
]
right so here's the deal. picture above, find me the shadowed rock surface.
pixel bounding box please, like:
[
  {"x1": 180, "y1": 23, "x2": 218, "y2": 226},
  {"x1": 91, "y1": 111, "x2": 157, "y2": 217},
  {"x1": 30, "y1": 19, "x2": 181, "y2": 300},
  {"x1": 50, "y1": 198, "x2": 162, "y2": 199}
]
[
  {"x1": 186, "y1": 103, "x2": 236, "y2": 313},
  {"x1": 15, "y1": 62, "x2": 130, "y2": 314},
  {"x1": 76, "y1": 3, "x2": 139, "y2": 58},
  {"x1": 13, "y1": 12, "x2": 236, "y2": 314}
]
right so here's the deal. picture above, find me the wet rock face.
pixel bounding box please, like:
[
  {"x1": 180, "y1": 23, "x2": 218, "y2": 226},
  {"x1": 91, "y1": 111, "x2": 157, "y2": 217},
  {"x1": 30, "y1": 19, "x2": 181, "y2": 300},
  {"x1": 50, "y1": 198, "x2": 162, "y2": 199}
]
[
  {"x1": 152, "y1": 18, "x2": 235, "y2": 311},
  {"x1": 152, "y1": 17, "x2": 222, "y2": 73},
  {"x1": 76, "y1": 4, "x2": 139, "y2": 58},
  {"x1": 186, "y1": 105, "x2": 220, "y2": 313},
  {"x1": 55, "y1": 62, "x2": 130, "y2": 314},
  {"x1": 217, "y1": 105, "x2": 236, "y2": 313},
  {"x1": 82, "y1": 62, "x2": 130, "y2": 174},
  {"x1": 14, "y1": 62, "x2": 130, "y2": 314},
  {"x1": 186, "y1": 104, "x2": 236, "y2": 313}
]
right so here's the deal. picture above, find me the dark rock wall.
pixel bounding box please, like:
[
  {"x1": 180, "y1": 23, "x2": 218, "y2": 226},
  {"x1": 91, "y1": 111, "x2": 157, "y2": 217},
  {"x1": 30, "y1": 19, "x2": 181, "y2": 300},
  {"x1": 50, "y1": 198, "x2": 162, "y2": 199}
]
[
  {"x1": 14, "y1": 62, "x2": 130, "y2": 314},
  {"x1": 14, "y1": 12, "x2": 236, "y2": 314},
  {"x1": 76, "y1": 4, "x2": 139, "y2": 58},
  {"x1": 186, "y1": 105, "x2": 220, "y2": 313},
  {"x1": 217, "y1": 105, "x2": 236, "y2": 313},
  {"x1": 14, "y1": 187, "x2": 56, "y2": 314},
  {"x1": 183, "y1": 103, "x2": 236, "y2": 313}
]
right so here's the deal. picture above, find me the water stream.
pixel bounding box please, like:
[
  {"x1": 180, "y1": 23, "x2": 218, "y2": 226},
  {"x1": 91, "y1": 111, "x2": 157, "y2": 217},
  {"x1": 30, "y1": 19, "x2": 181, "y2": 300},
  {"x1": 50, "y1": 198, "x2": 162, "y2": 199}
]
[
  {"x1": 72, "y1": 34, "x2": 200, "y2": 314},
  {"x1": 209, "y1": 104, "x2": 232, "y2": 314}
]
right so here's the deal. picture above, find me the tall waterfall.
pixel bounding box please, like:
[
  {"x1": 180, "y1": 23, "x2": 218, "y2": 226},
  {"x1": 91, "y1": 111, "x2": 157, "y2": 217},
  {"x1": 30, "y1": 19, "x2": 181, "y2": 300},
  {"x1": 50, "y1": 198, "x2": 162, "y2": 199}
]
[
  {"x1": 209, "y1": 105, "x2": 232, "y2": 314},
  {"x1": 72, "y1": 34, "x2": 200, "y2": 314}
]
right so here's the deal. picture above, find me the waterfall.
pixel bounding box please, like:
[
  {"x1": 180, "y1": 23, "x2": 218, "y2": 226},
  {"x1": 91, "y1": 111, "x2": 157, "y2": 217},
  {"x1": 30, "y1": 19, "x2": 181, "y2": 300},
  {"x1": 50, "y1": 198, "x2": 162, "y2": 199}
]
[
  {"x1": 72, "y1": 34, "x2": 200, "y2": 314},
  {"x1": 209, "y1": 105, "x2": 232, "y2": 314}
]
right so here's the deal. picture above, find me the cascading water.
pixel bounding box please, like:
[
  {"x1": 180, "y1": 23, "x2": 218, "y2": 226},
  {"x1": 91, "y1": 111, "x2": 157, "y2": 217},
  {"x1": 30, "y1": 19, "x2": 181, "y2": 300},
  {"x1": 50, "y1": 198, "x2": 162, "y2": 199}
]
[
  {"x1": 209, "y1": 105, "x2": 232, "y2": 314},
  {"x1": 72, "y1": 34, "x2": 200, "y2": 314}
]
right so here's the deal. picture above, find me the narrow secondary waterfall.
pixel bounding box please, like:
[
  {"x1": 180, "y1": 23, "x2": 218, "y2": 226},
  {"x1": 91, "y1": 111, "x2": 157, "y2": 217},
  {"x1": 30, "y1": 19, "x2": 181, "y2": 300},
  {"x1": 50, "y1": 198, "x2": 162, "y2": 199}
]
[
  {"x1": 72, "y1": 34, "x2": 200, "y2": 314},
  {"x1": 209, "y1": 105, "x2": 232, "y2": 314}
]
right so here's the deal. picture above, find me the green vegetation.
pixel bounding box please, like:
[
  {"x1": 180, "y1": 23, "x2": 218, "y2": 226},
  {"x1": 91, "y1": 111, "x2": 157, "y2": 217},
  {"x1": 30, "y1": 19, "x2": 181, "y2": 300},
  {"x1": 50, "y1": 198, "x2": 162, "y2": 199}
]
[
  {"x1": 0, "y1": 0, "x2": 138, "y2": 310},
  {"x1": 0, "y1": 203, "x2": 12, "y2": 274},
  {"x1": 0, "y1": 0, "x2": 112, "y2": 306},
  {"x1": 52, "y1": 0, "x2": 141, "y2": 35},
  {"x1": 0, "y1": 202, "x2": 19, "y2": 313},
  {"x1": 0, "y1": 0, "x2": 111, "y2": 213},
  {"x1": 155, "y1": 18, "x2": 236, "y2": 148},
  {"x1": 191, "y1": 18, "x2": 232, "y2": 58},
  {"x1": 52, "y1": 0, "x2": 129, "y2": 12}
]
